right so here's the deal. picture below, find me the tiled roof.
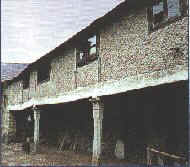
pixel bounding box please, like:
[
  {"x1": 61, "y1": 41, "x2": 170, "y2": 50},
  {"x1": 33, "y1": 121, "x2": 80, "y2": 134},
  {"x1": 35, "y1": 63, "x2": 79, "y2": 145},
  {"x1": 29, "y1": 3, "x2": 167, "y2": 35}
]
[{"x1": 1, "y1": 63, "x2": 28, "y2": 81}]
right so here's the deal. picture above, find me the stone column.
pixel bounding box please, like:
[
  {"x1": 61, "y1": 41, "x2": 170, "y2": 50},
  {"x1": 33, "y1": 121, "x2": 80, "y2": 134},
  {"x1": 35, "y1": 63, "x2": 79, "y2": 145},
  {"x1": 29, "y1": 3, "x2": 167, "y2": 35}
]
[
  {"x1": 90, "y1": 97, "x2": 104, "y2": 165},
  {"x1": 33, "y1": 107, "x2": 40, "y2": 153}
]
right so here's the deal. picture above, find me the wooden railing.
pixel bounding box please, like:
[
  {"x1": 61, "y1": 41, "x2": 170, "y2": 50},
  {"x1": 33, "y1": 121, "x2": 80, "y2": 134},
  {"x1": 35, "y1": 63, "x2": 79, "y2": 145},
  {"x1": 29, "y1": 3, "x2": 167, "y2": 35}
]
[{"x1": 147, "y1": 147, "x2": 188, "y2": 166}]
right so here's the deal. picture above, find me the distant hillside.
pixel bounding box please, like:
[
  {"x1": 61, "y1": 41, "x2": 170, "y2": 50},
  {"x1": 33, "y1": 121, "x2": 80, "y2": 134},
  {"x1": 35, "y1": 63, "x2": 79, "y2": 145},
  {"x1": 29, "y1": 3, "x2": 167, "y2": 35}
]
[{"x1": 1, "y1": 63, "x2": 28, "y2": 81}]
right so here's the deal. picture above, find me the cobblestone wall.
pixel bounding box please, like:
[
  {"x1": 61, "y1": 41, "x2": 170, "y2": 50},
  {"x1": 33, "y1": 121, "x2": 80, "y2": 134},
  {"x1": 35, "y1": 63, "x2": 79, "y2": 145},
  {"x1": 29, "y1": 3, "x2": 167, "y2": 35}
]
[
  {"x1": 100, "y1": 9, "x2": 188, "y2": 81},
  {"x1": 33, "y1": 49, "x2": 76, "y2": 99},
  {"x1": 77, "y1": 60, "x2": 99, "y2": 88},
  {"x1": 50, "y1": 49, "x2": 76, "y2": 93}
]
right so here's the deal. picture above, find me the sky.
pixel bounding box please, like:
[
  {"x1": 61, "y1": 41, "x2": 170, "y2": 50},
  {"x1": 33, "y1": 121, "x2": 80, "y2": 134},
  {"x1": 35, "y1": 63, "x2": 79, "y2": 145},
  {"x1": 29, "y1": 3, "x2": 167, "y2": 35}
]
[{"x1": 2, "y1": 0, "x2": 124, "y2": 63}]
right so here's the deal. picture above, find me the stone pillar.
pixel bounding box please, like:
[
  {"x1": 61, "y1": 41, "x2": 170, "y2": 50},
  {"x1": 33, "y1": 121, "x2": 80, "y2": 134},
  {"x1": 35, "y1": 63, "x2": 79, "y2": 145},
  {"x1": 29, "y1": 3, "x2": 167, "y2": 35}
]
[
  {"x1": 90, "y1": 97, "x2": 104, "y2": 165},
  {"x1": 33, "y1": 107, "x2": 40, "y2": 153}
]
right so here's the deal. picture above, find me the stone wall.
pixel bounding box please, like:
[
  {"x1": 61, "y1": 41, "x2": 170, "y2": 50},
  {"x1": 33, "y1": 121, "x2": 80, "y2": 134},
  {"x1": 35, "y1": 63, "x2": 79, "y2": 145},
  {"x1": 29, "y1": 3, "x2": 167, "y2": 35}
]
[
  {"x1": 100, "y1": 8, "x2": 188, "y2": 82},
  {"x1": 33, "y1": 49, "x2": 76, "y2": 99},
  {"x1": 50, "y1": 49, "x2": 76, "y2": 93},
  {"x1": 100, "y1": 9, "x2": 148, "y2": 81},
  {"x1": 77, "y1": 59, "x2": 99, "y2": 88}
]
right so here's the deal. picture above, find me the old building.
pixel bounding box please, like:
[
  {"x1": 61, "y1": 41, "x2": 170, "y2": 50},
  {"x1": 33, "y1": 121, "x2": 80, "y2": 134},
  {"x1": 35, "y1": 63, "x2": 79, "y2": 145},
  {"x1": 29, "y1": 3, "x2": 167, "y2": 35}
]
[{"x1": 2, "y1": 0, "x2": 188, "y2": 165}]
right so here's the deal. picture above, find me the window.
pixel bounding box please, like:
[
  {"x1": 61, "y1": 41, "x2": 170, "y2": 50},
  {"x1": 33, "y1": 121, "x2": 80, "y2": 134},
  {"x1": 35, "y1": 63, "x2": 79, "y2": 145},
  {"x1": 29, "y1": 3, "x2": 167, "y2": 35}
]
[
  {"x1": 37, "y1": 63, "x2": 50, "y2": 83},
  {"x1": 23, "y1": 73, "x2": 30, "y2": 89},
  {"x1": 148, "y1": 0, "x2": 187, "y2": 31},
  {"x1": 76, "y1": 35, "x2": 98, "y2": 67}
]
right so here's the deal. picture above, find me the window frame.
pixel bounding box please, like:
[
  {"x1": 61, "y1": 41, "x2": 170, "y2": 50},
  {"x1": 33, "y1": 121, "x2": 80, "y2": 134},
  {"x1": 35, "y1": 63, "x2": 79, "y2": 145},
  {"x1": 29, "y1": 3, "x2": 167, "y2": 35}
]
[
  {"x1": 76, "y1": 34, "x2": 99, "y2": 67},
  {"x1": 147, "y1": 0, "x2": 188, "y2": 32}
]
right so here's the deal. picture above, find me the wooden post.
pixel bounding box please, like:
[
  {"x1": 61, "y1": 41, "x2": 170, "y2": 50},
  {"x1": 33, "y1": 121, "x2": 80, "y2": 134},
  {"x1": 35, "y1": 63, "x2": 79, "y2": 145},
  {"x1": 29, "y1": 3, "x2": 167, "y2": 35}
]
[
  {"x1": 33, "y1": 107, "x2": 40, "y2": 153},
  {"x1": 90, "y1": 97, "x2": 104, "y2": 165}
]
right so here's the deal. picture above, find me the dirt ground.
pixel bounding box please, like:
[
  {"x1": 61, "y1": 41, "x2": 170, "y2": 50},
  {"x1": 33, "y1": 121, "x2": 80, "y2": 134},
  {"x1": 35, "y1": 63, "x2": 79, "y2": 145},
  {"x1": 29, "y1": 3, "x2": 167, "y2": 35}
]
[{"x1": 1, "y1": 143, "x2": 130, "y2": 166}]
